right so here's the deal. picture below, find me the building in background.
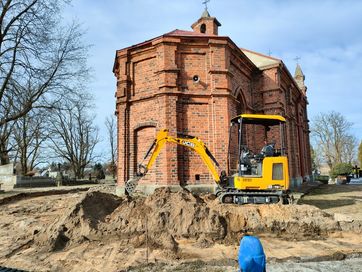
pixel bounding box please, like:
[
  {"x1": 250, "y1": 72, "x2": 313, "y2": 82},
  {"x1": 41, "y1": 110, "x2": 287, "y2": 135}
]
[{"x1": 113, "y1": 10, "x2": 312, "y2": 193}]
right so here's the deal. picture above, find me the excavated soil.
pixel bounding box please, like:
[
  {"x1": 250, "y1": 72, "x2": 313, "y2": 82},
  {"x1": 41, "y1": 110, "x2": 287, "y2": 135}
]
[
  {"x1": 33, "y1": 188, "x2": 341, "y2": 253},
  {"x1": 1, "y1": 186, "x2": 362, "y2": 271}
]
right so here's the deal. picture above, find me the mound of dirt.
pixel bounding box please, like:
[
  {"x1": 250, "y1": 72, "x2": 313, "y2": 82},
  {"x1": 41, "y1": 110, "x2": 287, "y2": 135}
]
[
  {"x1": 105, "y1": 188, "x2": 227, "y2": 251},
  {"x1": 34, "y1": 188, "x2": 343, "y2": 254},
  {"x1": 210, "y1": 199, "x2": 340, "y2": 241},
  {"x1": 36, "y1": 191, "x2": 121, "y2": 251}
]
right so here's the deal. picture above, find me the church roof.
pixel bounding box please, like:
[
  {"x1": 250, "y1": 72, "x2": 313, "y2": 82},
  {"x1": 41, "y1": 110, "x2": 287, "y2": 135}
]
[
  {"x1": 240, "y1": 48, "x2": 305, "y2": 93},
  {"x1": 166, "y1": 29, "x2": 218, "y2": 37},
  {"x1": 240, "y1": 48, "x2": 281, "y2": 69},
  {"x1": 295, "y1": 63, "x2": 304, "y2": 77},
  {"x1": 201, "y1": 9, "x2": 211, "y2": 18}
]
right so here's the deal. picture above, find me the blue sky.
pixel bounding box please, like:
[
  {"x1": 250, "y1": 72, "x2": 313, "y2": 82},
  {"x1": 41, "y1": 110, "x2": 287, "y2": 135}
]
[{"x1": 64, "y1": 0, "x2": 362, "y2": 158}]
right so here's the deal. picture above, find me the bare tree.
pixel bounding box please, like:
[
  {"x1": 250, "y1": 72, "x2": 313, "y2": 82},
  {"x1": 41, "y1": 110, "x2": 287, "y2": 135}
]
[
  {"x1": 341, "y1": 135, "x2": 358, "y2": 165},
  {"x1": 311, "y1": 111, "x2": 357, "y2": 170},
  {"x1": 0, "y1": 122, "x2": 12, "y2": 164},
  {"x1": 0, "y1": 0, "x2": 89, "y2": 163},
  {"x1": 48, "y1": 96, "x2": 99, "y2": 179},
  {"x1": 12, "y1": 109, "x2": 48, "y2": 174},
  {"x1": 310, "y1": 146, "x2": 320, "y2": 173},
  {"x1": 105, "y1": 115, "x2": 117, "y2": 178}
]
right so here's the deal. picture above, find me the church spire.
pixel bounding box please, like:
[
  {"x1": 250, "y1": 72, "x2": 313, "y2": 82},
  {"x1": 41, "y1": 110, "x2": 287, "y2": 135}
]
[
  {"x1": 201, "y1": 9, "x2": 211, "y2": 18},
  {"x1": 201, "y1": 0, "x2": 211, "y2": 17},
  {"x1": 191, "y1": 2, "x2": 221, "y2": 35},
  {"x1": 295, "y1": 63, "x2": 304, "y2": 79},
  {"x1": 294, "y1": 63, "x2": 307, "y2": 94}
]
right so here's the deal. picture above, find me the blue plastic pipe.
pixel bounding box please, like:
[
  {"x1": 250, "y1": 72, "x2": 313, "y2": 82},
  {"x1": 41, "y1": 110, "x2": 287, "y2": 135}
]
[{"x1": 238, "y1": 235, "x2": 266, "y2": 272}]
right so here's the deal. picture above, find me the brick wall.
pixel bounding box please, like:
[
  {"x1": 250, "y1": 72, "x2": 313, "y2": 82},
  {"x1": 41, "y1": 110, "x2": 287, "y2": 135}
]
[
  {"x1": 114, "y1": 18, "x2": 312, "y2": 187},
  {"x1": 177, "y1": 101, "x2": 209, "y2": 184}
]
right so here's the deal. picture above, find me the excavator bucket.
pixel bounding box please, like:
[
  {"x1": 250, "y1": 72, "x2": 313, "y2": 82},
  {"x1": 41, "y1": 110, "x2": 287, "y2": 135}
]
[{"x1": 125, "y1": 175, "x2": 142, "y2": 196}]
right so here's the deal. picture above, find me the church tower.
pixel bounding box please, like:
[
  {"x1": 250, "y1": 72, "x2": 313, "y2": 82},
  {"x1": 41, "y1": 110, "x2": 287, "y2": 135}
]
[{"x1": 191, "y1": 9, "x2": 221, "y2": 35}]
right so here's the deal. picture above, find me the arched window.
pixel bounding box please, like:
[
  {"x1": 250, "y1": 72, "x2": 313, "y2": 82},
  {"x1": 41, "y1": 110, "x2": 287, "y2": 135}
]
[
  {"x1": 133, "y1": 125, "x2": 156, "y2": 180},
  {"x1": 200, "y1": 23, "x2": 206, "y2": 33},
  {"x1": 236, "y1": 93, "x2": 245, "y2": 115}
]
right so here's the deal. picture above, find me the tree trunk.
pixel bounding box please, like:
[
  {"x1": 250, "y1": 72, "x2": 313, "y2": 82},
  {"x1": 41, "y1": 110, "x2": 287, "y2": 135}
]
[
  {"x1": 0, "y1": 151, "x2": 9, "y2": 165},
  {"x1": 0, "y1": 141, "x2": 10, "y2": 165}
]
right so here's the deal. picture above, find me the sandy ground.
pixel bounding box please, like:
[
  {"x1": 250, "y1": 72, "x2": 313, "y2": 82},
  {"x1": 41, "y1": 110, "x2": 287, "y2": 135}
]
[
  {"x1": 0, "y1": 183, "x2": 361, "y2": 271},
  {"x1": 299, "y1": 183, "x2": 362, "y2": 221}
]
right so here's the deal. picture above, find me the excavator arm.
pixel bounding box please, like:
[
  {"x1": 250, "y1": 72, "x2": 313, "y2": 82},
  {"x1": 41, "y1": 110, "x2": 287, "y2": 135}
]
[{"x1": 125, "y1": 129, "x2": 222, "y2": 195}]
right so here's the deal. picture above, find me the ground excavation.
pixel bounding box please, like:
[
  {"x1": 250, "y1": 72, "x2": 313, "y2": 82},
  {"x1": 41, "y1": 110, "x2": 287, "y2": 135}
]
[{"x1": 0, "y1": 184, "x2": 362, "y2": 271}]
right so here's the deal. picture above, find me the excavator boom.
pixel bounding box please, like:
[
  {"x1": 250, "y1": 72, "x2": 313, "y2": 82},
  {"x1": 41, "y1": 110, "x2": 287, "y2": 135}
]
[{"x1": 125, "y1": 129, "x2": 221, "y2": 195}]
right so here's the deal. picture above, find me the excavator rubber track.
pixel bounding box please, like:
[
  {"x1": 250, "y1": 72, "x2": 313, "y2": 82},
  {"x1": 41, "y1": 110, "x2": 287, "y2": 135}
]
[{"x1": 217, "y1": 189, "x2": 291, "y2": 205}]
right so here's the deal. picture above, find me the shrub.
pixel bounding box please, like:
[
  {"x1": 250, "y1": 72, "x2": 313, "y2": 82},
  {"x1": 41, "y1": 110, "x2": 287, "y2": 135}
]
[
  {"x1": 330, "y1": 163, "x2": 353, "y2": 178},
  {"x1": 315, "y1": 175, "x2": 329, "y2": 184}
]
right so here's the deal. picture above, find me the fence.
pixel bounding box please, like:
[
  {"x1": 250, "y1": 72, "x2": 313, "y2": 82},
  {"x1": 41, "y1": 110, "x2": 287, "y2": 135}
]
[{"x1": 14, "y1": 176, "x2": 56, "y2": 188}]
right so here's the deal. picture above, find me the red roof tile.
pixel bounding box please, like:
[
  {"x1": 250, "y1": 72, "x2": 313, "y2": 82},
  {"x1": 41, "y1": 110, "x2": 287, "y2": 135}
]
[{"x1": 165, "y1": 29, "x2": 218, "y2": 37}]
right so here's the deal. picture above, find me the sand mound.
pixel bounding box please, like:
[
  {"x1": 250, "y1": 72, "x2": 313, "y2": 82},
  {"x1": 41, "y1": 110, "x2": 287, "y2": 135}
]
[
  {"x1": 35, "y1": 188, "x2": 342, "y2": 253},
  {"x1": 36, "y1": 191, "x2": 121, "y2": 251},
  {"x1": 208, "y1": 198, "x2": 340, "y2": 241},
  {"x1": 100, "y1": 188, "x2": 226, "y2": 252}
]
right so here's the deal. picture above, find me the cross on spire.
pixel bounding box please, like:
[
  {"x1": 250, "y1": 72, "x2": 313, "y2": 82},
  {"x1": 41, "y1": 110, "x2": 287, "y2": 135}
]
[
  {"x1": 202, "y1": 0, "x2": 210, "y2": 11},
  {"x1": 294, "y1": 56, "x2": 301, "y2": 64}
]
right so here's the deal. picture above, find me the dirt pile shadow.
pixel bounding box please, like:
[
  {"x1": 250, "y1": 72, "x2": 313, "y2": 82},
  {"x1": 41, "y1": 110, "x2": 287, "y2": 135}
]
[{"x1": 35, "y1": 188, "x2": 344, "y2": 253}]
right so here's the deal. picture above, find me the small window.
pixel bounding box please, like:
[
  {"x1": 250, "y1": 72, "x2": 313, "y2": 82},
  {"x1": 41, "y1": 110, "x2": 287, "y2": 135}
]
[
  {"x1": 272, "y1": 163, "x2": 283, "y2": 180},
  {"x1": 200, "y1": 23, "x2": 206, "y2": 33},
  {"x1": 195, "y1": 174, "x2": 200, "y2": 181}
]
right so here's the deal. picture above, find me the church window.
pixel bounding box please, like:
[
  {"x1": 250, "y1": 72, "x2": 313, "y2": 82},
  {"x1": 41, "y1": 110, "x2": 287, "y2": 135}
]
[{"x1": 200, "y1": 23, "x2": 206, "y2": 33}]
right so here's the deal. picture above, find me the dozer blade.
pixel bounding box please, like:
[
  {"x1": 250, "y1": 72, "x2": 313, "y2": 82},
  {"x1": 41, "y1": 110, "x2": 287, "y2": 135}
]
[{"x1": 125, "y1": 176, "x2": 142, "y2": 196}]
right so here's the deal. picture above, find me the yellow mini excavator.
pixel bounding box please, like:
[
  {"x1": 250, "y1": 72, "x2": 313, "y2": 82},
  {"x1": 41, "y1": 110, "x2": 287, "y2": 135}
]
[{"x1": 125, "y1": 114, "x2": 291, "y2": 204}]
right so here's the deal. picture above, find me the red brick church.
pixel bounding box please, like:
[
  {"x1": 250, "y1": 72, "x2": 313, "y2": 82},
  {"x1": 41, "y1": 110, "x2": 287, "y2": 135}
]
[{"x1": 113, "y1": 10, "x2": 312, "y2": 193}]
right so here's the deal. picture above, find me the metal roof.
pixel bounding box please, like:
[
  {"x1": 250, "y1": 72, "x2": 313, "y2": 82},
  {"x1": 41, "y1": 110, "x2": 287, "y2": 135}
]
[
  {"x1": 201, "y1": 9, "x2": 211, "y2": 18},
  {"x1": 240, "y1": 48, "x2": 281, "y2": 69}
]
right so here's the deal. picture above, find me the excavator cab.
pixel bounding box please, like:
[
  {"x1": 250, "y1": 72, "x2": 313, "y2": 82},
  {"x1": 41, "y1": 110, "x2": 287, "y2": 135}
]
[{"x1": 221, "y1": 114, "x2": 290, "y2": 204}]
